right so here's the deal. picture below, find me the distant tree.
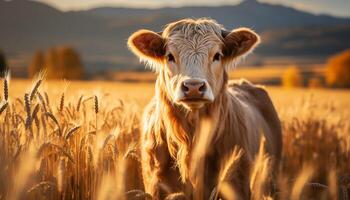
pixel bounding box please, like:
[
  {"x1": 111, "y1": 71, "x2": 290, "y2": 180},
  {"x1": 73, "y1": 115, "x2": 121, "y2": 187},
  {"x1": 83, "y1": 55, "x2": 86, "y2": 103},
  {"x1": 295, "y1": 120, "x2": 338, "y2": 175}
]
[
  {"x1": 282, "y1": 66, "x2": 303, "y2": 88},
  {"x1": 326, "y1": 49, "x2": 350, "y2": 88},
  {"x1": 29, "y1": 46, "x2": 84, "y2": 79},
  {"x1": 45, "y1": 46, "x2": 83, "y2": 79},
  {"x1": 28, "y1": 50, "x2": 44, "y2": 78},
  {"x1": 45, "y1": 47, "x2": 61, "y2": 79},
  {"x1": 0, "y1": 49, "x2": 8, "y2": 77},
  {"x1": 57, "y1": 46, "x2": 84, "y2": 79}
]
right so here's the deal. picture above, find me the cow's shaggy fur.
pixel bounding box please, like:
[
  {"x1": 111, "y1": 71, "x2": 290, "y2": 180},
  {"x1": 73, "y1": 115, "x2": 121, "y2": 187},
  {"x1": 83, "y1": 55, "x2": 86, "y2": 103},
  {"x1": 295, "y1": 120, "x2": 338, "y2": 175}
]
[{"x1": 128, "y1": 18, "x2": 282, "y2": 199}]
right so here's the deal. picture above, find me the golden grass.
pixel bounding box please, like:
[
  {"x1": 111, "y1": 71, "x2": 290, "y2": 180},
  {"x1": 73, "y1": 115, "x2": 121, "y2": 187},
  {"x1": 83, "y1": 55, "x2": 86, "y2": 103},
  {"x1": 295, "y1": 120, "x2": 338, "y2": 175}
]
[
  {"x1": 105, "y1": 65, "x2": 326, "y2": 85},
  {"x1": 0, "y1": 77, "x2": 349, "y2": 199}
]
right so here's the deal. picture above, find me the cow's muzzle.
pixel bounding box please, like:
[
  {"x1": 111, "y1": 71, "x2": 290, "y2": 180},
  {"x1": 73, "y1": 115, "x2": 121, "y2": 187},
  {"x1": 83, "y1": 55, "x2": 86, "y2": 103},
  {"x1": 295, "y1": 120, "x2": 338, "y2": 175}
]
[{"x1": 175, "y1": 78, "x2": 214, "y2": 105}]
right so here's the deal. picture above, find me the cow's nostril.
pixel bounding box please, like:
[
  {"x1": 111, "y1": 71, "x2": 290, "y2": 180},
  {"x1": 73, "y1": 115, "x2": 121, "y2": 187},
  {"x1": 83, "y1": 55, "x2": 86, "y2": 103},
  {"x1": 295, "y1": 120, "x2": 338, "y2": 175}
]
[
  {"x1": 199, "y1": 83, "x2": 206, "y2": 92},
  {"x1": 181, "y1": 83, "x2": 189, "y2": 92}
]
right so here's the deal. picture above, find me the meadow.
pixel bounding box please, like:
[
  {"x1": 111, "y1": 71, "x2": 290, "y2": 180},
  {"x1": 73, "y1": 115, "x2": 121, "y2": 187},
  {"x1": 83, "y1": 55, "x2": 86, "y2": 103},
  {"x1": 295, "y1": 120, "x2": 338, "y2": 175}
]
[{"x1": 0, "y1": 75, "x2": 349, "y2": 200}]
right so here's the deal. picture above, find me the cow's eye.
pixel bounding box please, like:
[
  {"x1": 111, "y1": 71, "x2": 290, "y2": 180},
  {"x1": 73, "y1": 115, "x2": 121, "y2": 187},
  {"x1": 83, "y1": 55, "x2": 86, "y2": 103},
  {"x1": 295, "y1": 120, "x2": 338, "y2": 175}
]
[
  {"x1": 213, "y1": 53, "x2": 222, "y2": 62},
  {"x1": 167, "y1": 53, "x2": 175, "y2": 62}
]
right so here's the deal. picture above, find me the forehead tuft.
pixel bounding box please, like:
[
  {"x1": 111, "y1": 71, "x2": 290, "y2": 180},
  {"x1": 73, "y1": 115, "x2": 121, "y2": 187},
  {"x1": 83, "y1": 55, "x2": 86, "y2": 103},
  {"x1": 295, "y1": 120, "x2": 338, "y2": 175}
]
[{"x1": 163, "y1": 18, "x2": 223, "y2": 39}]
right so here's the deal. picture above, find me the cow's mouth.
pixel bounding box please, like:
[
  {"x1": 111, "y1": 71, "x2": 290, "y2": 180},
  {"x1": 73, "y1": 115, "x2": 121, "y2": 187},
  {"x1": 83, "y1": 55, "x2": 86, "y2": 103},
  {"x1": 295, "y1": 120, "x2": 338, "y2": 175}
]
[
  {"x1": 178, "y1": 98, "x2": 212, "y2": 109},
  {"x1": 180, "y1": 98, "x2": 211, "y2": 103}
]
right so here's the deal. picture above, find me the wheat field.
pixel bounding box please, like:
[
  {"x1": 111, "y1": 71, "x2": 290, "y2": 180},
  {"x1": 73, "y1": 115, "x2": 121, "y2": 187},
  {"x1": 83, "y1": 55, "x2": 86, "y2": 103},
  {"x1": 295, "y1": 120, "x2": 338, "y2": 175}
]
[{"x1": 0, "y1": 76, "x2": 349, "y2": 200}]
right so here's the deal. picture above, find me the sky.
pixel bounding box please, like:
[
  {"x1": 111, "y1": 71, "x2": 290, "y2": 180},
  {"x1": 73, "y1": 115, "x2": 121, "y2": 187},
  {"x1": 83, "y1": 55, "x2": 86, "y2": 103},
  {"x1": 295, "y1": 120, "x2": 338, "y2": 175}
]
[{"x1": 36, "y1": 0, "x2": 350, "y2": 17}]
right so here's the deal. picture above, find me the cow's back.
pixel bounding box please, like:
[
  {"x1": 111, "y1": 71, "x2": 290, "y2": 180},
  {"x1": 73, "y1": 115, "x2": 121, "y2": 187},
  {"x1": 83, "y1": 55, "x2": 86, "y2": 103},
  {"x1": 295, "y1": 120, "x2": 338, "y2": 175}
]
[{"x1": 227, "y1": 79, "x2": 282, "y2": 165}]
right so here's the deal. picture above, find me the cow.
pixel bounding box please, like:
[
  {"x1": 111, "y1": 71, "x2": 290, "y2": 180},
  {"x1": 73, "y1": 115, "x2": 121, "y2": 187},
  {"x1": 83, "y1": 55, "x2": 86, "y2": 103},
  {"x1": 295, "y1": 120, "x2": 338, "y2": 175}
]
[{"x1": 127, "y1": 18, "x2": 282, "y2": 199}]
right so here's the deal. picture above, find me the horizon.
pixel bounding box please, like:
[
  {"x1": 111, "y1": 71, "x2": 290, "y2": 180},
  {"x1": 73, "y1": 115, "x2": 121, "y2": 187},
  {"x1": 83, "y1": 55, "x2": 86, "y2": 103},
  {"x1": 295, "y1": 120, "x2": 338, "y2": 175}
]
[{"x1": 33, "y1": 0, "x2": 350, "y2": 17}]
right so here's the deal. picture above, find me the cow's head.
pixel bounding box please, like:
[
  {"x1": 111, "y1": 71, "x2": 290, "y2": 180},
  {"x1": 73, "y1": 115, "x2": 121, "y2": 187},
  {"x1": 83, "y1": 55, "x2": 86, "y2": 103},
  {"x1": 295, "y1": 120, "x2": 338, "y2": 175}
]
[{"x1": 128, "y1": 18, "x2": 260, "y2": 110}]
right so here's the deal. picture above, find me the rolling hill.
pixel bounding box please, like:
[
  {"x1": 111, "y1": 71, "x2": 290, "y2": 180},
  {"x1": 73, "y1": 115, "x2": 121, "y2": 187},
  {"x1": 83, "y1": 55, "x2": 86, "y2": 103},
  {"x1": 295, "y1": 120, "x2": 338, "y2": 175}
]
[
  {"x1": 87, "y1": 0, "x2": 350, "y2": 30},
  {"x1": 0, "y1": 0, "x2": 349, "y2": 75}
]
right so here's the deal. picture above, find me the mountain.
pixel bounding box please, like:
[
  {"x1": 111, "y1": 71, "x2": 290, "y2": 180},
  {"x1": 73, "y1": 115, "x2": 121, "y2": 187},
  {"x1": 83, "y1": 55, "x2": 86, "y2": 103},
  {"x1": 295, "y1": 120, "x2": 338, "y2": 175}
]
[
  {"x1": 87, "y1": 0, "x2": 350, "y2": 31},
  {"x1": 0, "y1": 0, "x2": 349, "y2": 75},
  {"x1": 260, "y1": 25, "x2": 350, "y2": 56}
]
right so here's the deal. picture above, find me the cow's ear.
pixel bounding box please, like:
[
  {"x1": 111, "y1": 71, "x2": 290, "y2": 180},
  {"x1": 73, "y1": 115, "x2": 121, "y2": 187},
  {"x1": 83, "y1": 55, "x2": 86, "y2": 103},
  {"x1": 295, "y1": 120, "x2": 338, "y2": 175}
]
[
  {"x1": 128, "y1": 30, "x2": 165, "y2": 62},
  {"x1": 222, "y1": 28, "x2": 260, "y2": 59}
]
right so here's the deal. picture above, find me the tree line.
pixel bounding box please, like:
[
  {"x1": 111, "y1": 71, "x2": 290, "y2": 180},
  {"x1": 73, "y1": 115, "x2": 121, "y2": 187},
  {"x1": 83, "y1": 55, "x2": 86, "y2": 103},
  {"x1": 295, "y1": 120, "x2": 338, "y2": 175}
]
[
  {"x1": 29, "y1": 46, "x2": 84, "y2": 79},
  {"x1": 1, "y1": 46, "x2": 84, "y2": 79}
]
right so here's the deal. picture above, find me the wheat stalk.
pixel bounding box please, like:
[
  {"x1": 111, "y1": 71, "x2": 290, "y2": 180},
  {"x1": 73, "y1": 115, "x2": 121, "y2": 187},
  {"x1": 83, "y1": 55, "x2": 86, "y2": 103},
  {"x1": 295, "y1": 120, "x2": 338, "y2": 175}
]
[
  {"x1": 250, "y1": 138, "x2": 271, "y2": 200},
  {"x1": 37, "y1": 92, "x2": 48, "y2": 113},
  {"x1": 24, "y1": 93, "x2": 32, "y2": 128},
  {"x1": 94, "y1": 95, "x2": 99, "y2": 114},
  {"x1": 94, "y1": 95, "x2": 99, "y2": 134},
  {"x1": 45, "y1": 112, "x2": 62, "y2": 136},
  {"x1": 30, "y1": 79, "x2": 42, "y2": 101},
  {"x1": 44, "y1": 92, "x2": 50, "y2": 106},
  {"x1": 3, "y1": 70, "x2": 9, "y2": 101},
  {"x1": 59, "y1": 93, "x2": 65, "y2": 112},
  {"x1": 87, "y1": 145, "x2": 93, "y2": 164},
  {"x1": 31, "y1": 104, "x2": 40, "y2": 119},
  {"x1": 65, "y1": 125, "x2": 81, "y2": 140},
  {"x1": 291, "y1": 165, "x2": 314, "y2": 200},
  {"x1": 76, "y1": 95, "x2": 83, "y2": 111},
  {"x1": 102, "y1": 134, "x2": 114, "y2": 149},
  {"x1": 0, "y1": 101, "x2": 8, "y2": 115}
]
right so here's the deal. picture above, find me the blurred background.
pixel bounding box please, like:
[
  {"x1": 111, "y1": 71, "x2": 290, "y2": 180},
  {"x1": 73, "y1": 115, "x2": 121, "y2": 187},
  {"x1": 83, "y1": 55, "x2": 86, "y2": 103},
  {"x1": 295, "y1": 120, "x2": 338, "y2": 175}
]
[{"x1": 0, "y1": 0, "x2": 350, "y2": 88}]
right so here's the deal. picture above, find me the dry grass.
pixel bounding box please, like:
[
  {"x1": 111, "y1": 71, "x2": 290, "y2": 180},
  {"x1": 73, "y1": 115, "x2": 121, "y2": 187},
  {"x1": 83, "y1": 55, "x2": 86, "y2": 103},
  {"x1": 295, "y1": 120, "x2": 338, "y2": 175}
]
[
  {"x1": 0, "y1": 77, "x2": 349, "y2": 200},
  {"x1": 105, "y1": 65, "x2": 326, "y2": 85}
]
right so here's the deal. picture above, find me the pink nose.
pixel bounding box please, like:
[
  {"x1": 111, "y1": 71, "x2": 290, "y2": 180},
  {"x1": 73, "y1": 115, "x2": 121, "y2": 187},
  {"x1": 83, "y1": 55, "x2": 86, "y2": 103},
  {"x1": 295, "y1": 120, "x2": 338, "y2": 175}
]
[{"x1": 181, "y1": 79, "x2": 206, "y2": 98}]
